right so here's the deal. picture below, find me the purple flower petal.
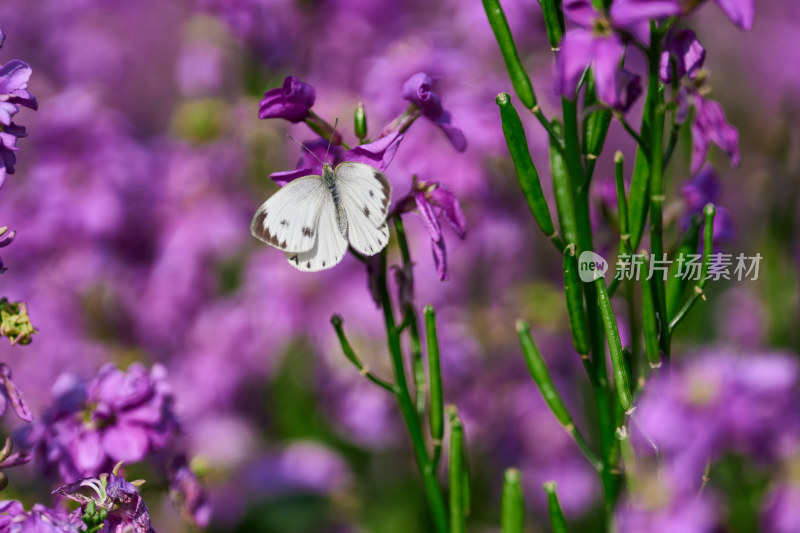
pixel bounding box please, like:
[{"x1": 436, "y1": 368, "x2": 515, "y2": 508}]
[
  {"x1": 0, "y1": 363, "x2": 32, "y2": 422},
  {"x1": 429, "y1": 187, "x2": 467, "y2": 239},
  {"x1": 659, "y1": 29, "x2": 706, "y2": 82},
  {"x1": 554, "y1": 29, "x2": 595, "y2": 99},
  {"x1": 681, "y1": 165, "x2": 721, "y2": 211},
  {"x1": 402, "y1": 73, "x2": 443, "y2": 120},
  {"x1": 102, "y1": 423, "x2": 150, "y2": 463},
  {"x1": 431, "y1": 237, "x2": 449, "y2": 281},
  {"x1": 435, "y1": 113, "x2": 467, "y2": 152},
  {"x1": 344, "y1": 132, "x2": 404, "y2": 171},
  {"x1": 609, "y1": 0, "x2": 683, "y2": 31},
  {"x1": 611, "y1": 69, "x2": 642, "y2": 113},
  {"x1": 592, "y1": 37, "x2": 627, "y2": 106},
  {"x1": 691, "y1": 95, "x2": 740, "y2": 173},
  {"x1": 258, "y1": 76, "x2": 316, "y2": 123},
  {"x1": 269, "y1": 166, "x2": 318, "y2": 186},
  {"x1": 414, "y1": 191, "x2": 443, "y2": 243},
  {"x1": 563, "y1": 0, "x2": 598, "y2": 27},
  {"x1": 0, "y1": 60, "x2": 38, "y2": 111},
  {"x1": 714, "y1": 0, "x2": 754, "y2": 30}
]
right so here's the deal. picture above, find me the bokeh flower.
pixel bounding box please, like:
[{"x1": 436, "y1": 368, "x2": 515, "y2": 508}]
[
  {"x1": 258, "y1": 75, "x2": 316, "y2": 123},
  {"x1": 401, "y1": 72, "x2": 466, "y2": 152}
]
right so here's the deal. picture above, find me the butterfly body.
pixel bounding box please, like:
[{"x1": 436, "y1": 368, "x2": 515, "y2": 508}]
[{"x1": 251, "y1": 161, "x2": 392, "y2": 272}]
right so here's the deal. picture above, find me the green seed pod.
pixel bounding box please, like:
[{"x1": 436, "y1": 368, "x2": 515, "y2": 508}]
[
  {"x1": 501, "y1": 469, "x2": 525, "y2": 533},
  {"x1": 483, "y1": 0, "x2": 537, "y2": 109}
]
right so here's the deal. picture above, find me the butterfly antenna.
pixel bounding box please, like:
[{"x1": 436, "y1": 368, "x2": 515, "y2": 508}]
[
  {"x1": 323, "y1": 118, "x2": 338, "y2": 165},
  {"x1": 286, "y1": 135, "x2": 324, "y2": 166}
]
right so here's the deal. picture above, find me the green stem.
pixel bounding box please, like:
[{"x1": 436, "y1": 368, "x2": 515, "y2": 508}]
[
  {"x1": 377, "y1": 251, "x2": 448, "y2": 533},
  {"x1": 331, "y1": 315, "x2": 396, "y2": 393},
  {"x1": 394, "y1": 217, "x2": 427, "y2": 419},
  {"x1": 668, "y1": 204, "x2": 716, "y2": 333},
  {"x1": 516, "y1": 321, "x2": 604, "y2": 473},
  {"x1": 501, "y1": 469, "x2": 525, "y2": 533}
]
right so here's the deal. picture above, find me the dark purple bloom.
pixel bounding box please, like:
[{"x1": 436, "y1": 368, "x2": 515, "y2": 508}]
[
  {"x1": 0, "y1": 60, "x2": 38, "y2": 117},
  {"x1": 169, "y1": 455, "x2": 211, "y2": 528},
  {"x1": 269, "y1": 132, "x2": 403, "y2": 186},
  {"x1": 690, "y1": 94, "x2": 740, "y2": 173},
  {"x1": 401, "y1": 73, "x2": 466, "y2": 152},
  {"x1": 54, "y1": 472, "x2": 155, "y2": 533},
  {"x1": 659, "y1": 29, "x2": 706, "y2": 82},
  {"x1": 395, "y1": 178, "x2": 466, "y2": 281},
  {"x1": 681, "y1": 166, "x2": 735, "y2": 243},
  {"x1": 19, "y1": 363, "x2": 178, "y2": 480},
  {"x1": 0, "y1": 363, "x2": 32, "y2": 422},
  {"x1": 0, "y1": 124, "x2": 26, "y2": 186},
  {"x1": 258, "y1": 76, "x2": 316, "y2": 123}
]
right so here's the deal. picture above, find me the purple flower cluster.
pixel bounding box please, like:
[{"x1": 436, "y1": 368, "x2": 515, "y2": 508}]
[
  {"x1": 621, "y1": 348, "x2": 800, "y2": 531},
  {"x1": 20, "y1": 363, "x2": 178, "y2": 481},
  {"x1": 0, "y1": 32, "x2": 36, "y2": 186}
]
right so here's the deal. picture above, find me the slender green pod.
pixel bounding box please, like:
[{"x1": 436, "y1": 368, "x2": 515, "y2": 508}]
[
  {"x1": 666, "y1": 215, "x2": 701, "y2": 317},
  {"x1": 516, "y1": 320, "x2": 603, "y2": 472},
  {"x1": 330, "y1": 315, "x2": 395, "y2": 393},
  {"x1": 614, "y1": 151, "x2": 631, "y2": 254},
  {"x1": 448, "y1": 408, "x2": 466, "y2": 533},
  {"x1": 501, "y1": 469, "x2": 525, "y2": 533},
  {"x1": 669, "y1": 204, "x2": 716, "y2": 333},
  {"x1": 563, "y1": 245, "x2": 591, "y2": 356},
  {"x1": 549, "y1": 121, "x2": 579, "y2": 246},
  {"x1": 594, "y1": 279, "x2": 633, "y2": 412},
  {"x1": 425, "y1": 304, "x2": 445, "y2": 469},
  {"x1": 539, "y1": 0, "x2": 563, "y2": 49},
  {"x1": 483, "y1": 0, "x2": 537, "y2": 109},
  {"x1": 496, "y1": 93, "x2": 563, "y2": 249},
  {"x1": 639, "y1": 255, "x2": 662, "y2": 369},
  {"x1": 543, "y1": 482, "x2": 569, "y2": 533}
]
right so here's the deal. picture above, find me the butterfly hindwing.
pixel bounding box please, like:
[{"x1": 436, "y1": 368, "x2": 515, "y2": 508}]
[
  {"x1": 250, "y1": 176, "x2": 326, "y2": 253},
  {"x1": 285, "y1": 193, "x2": 348, "y2": 271},
  {"x1": 335, "y1": 162, "x2": 392, "y2": 256}
]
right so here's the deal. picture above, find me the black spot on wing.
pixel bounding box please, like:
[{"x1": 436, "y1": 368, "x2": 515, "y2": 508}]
[
  {"x1": 302, "y1": 226, "x2": 314, "y2": 237},
  {"x1": 369, "y1": 190, "x2": 374, "y2": 198},
  {"x1": 280, "y1": 219, "x2": 289, "y2": 226},
  {"x1": 363, "y1": 207, "x2": 370, "y2": 217},
  {"x1": 322, "y1": 261, "x2": 326, "y2": 267},
  {"x1": 306, "y1": 261, "x2": 311, "y2": 268},
  {"x1": 251, "y1": 209, "x2": 284, "y2": 248}
]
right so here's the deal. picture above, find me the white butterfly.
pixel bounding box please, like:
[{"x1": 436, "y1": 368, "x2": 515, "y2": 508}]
[{"x1": 250, "y1": 161, "x2": 392, "y2": 271}]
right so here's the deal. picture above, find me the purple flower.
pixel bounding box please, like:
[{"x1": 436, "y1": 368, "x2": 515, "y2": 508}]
[
  {"x1": 54, "y1": 471, "x2": 154, "y2": 533},
  {"x1": 169, "y1": 455, "x2": 211, "y2": 528},
  {"x1": 0, "y1": 437, "x2": 31, "y2": 490},
  {"x1": 0, "y1": 60, "x2": 38, "y2": 117},
  {"x1": 554, "y1": 0, "x2": 680, "y2": 108},
  {"x1": 395, "y1": 178, "x2": 466, "y2": 281},
  {"x1": 19, "y1": 363, "x2": 178, "y2": 480},
  {"x1": 0, "y1": 500, "x2": 78, "y2": 532},
  {"x1": 690, "y1": 93, "x2": 740, "y2": 173},
  {"x1": 401, "y1": 73, "x2": 466, "y2": 152},
  {"x1": 0, "y1": 363, "x2": 32, "y2": 422},
  {"x1": 269, "y1": 132, "x2": 403, "y2": 186},
  {"x1": 258, "y1": 76, "x2": 316, "y2": 123},
  {"x1": 0, "y1": 123, "x2": 26, "y2": 186},
  {"x1": 659, "y1": 29, "x2": 706, "y2": 82}
]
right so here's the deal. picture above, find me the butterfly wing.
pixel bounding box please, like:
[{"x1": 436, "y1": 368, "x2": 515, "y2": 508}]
[
  {"x1": 286, "y1": 193, "x2": 348, "y2": 271},
  {"x1": 335, "y1": 161, "x2": 392, "y2": 256},
  {"x1": 250, "y1": 175, "x2": 326, "y2": 253}
]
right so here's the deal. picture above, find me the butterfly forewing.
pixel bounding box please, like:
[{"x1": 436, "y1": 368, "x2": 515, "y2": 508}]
[
  {"x1": 285, "y1": 193, "x2": 348, "y2": 271},
  {"x1": 335, "y1": 162, "x2": 392, "y2": 256},
  {"x1": 250, "y1": 176, "x2": 326, "y2": 253}
]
